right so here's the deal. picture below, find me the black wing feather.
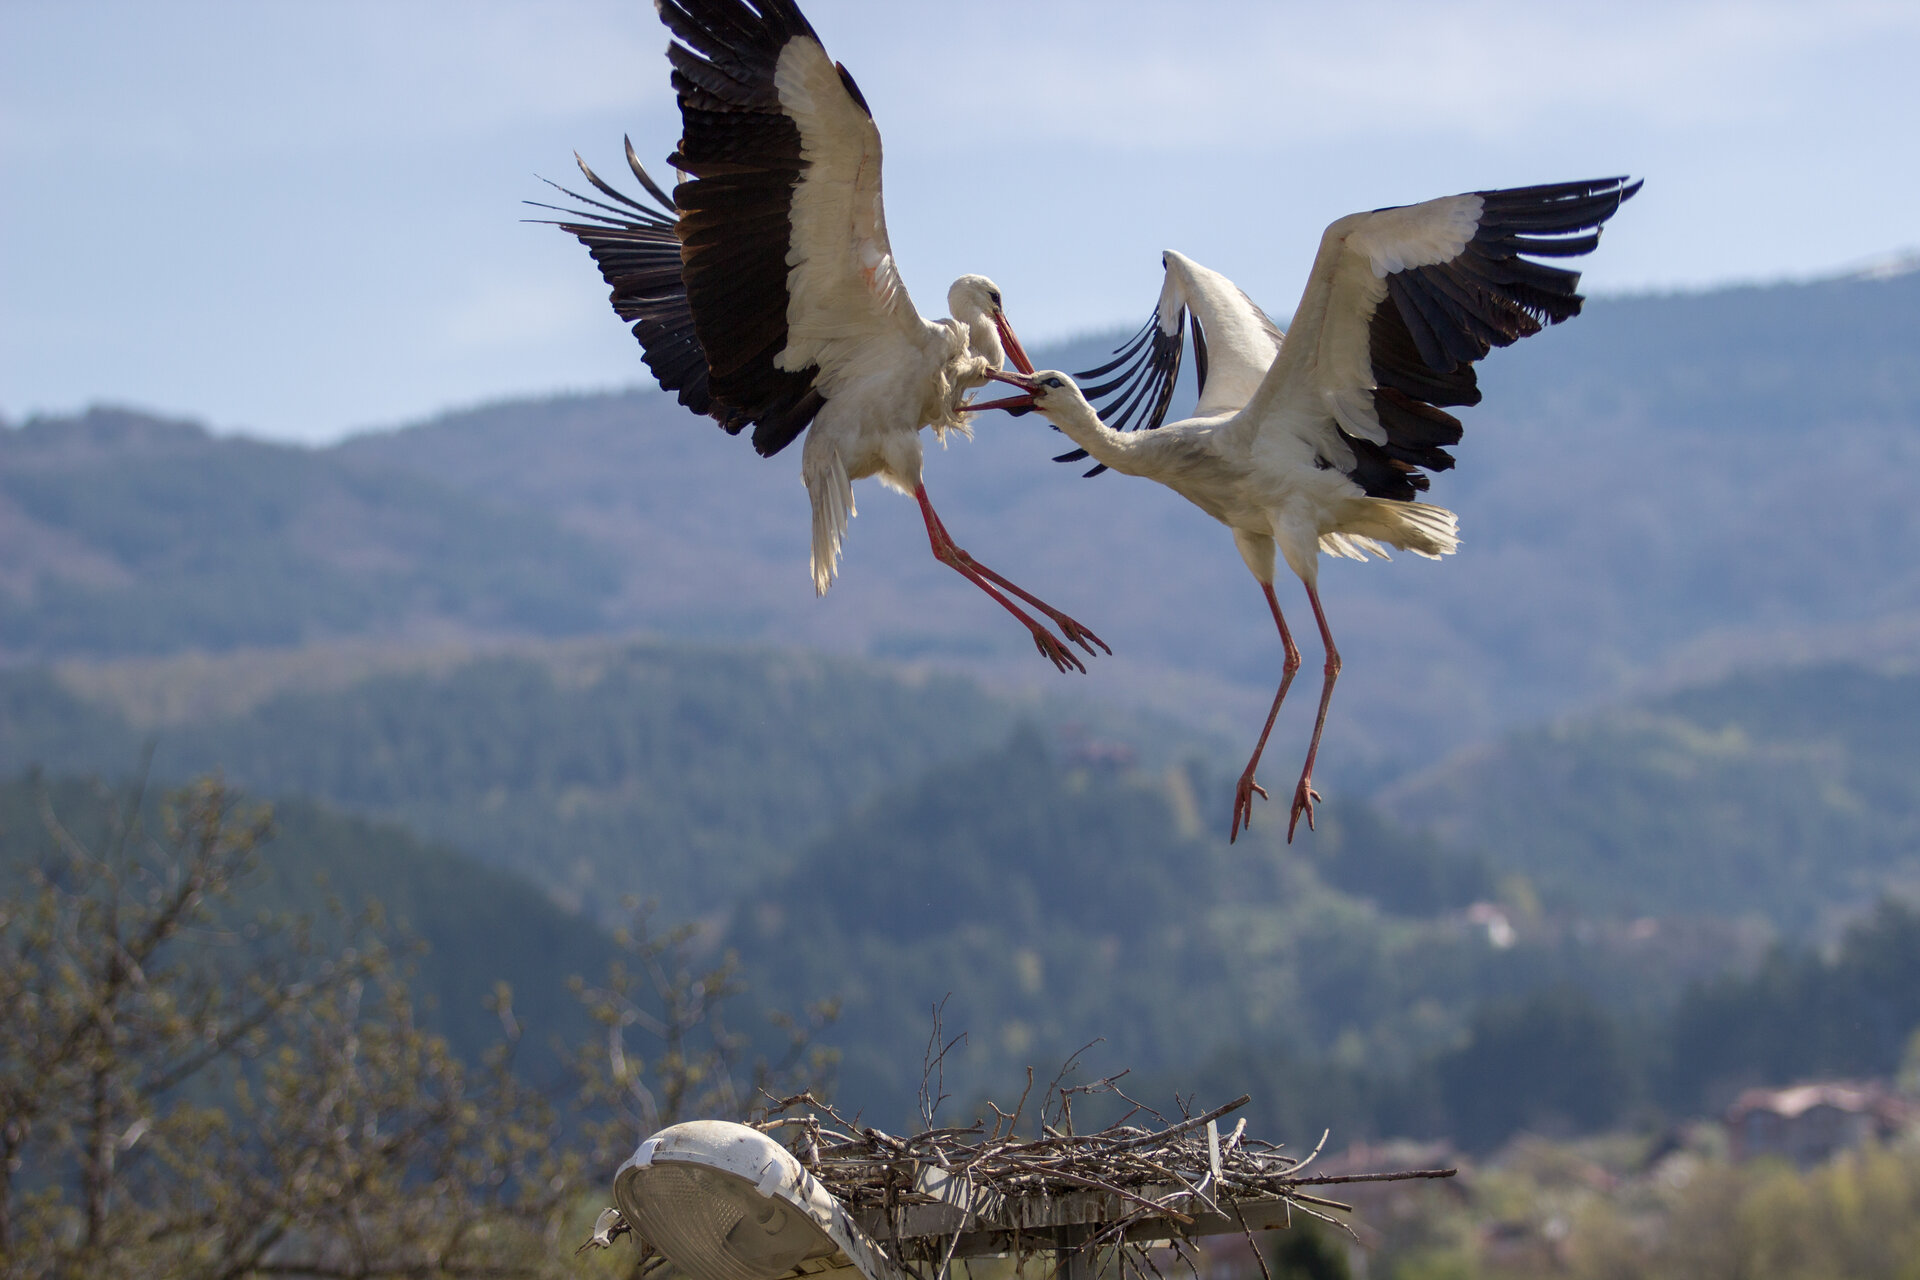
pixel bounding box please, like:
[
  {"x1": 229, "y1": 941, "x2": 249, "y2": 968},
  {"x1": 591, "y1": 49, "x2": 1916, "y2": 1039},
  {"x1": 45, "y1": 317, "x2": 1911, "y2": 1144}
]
[
  {"x1": 535, "y1": 147, "x2": 754, "y2": 434},
  {"x1": 1057, "y1": 300, "x2": 1190, "y2": 477},
  {"x1": 659, "y1": 0, "x2": 846, "y2": 458},
  {"x1": 1346, "y1": 175, "x2": 1640, "y2": 501}
]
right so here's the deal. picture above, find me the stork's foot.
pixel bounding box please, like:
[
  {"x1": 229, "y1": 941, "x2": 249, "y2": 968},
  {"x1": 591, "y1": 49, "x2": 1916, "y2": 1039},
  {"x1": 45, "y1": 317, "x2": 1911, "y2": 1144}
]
[
  {"x1": 1230, "y1": 772, "x2": 1268, "y2": 843},
  {"x1": 950, "y1": 549, "x2": 1110, "y2": 659},
  {"x1": 1287, "y1": 778, "x2": 1322, "y2": 843},
  {"x1": 1027, "y1": 624, "x2": 1087, "y2": 675},
  {"x1": 1047, "y1": 609, "x2": 1111, "y2": 659}
]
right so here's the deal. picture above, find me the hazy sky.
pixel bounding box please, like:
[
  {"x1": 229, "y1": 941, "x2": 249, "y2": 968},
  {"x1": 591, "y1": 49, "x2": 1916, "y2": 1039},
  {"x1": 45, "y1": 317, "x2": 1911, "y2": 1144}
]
[{"x1": 4, "y1": 0, "x2": 1918, "y2": 443}]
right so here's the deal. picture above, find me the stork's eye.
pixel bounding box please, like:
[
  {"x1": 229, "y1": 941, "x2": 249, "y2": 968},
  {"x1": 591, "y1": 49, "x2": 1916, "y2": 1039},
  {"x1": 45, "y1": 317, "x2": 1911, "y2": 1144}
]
[
  {"x1": 1043, "y1": 376, "x2": 1064, "y2": 389},
  {"x1": 989, "y1": 289, "x2": 1002, "y2": 307}
]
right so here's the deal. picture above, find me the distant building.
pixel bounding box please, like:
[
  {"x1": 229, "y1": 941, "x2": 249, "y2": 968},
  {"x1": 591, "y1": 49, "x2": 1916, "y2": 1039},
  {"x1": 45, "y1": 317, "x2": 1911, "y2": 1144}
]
[
  {"x1": 1725, "y1": 1082, "x2": 1912, "y2": 1165},
  {"x1": 1463, "y1": 902, "x2": 1516, "y2": 949}
]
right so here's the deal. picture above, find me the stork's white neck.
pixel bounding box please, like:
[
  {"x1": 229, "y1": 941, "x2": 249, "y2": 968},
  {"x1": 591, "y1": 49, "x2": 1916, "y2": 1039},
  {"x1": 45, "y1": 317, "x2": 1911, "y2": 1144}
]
[
  {"x1": 963, "y1": 311, "x2": 1004, "y2": 367},
  {"x1": 1041, "y1": 394, "x2": 1145, "y2": 473}
]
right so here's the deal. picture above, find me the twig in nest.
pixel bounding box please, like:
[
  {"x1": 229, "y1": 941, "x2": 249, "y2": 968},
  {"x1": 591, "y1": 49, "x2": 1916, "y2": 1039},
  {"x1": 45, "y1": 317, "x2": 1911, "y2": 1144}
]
[
  {"x1": 1041, "y1": 1039, "x2": 1105, "y2": 1133},
  {"x1": 735, "y1": 1040, "x2": 1454, "y2": 1268},
  {"x1": 1287, "y1": 1129, "x2": 1330, "y2": 1177},
  {"x1": 919, "y1": 996, "x2": 965, "y2": 1134},
  {"x1": 1102, "y1": 1096, "x2": 1250, "y2": 1154}
]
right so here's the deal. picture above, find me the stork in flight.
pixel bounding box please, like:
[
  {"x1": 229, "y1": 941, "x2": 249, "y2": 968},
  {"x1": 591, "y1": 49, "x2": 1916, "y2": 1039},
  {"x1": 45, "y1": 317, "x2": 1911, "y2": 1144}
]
[
  {"x1": 976, "y1": 178, "x2": 1641, "y2": 839},
  {"x1": 538, "y1": 0, "x2": 1106, "y2": 673}
]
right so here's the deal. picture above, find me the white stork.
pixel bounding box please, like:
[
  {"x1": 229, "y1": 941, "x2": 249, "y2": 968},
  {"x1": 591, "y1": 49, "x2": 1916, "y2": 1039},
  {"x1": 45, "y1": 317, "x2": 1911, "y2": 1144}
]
[
  {"x1": 975, "y1": 178, "x2": 1641, "y2": 839},
  {"x1": 539, "y1": 0, "x2": 1107, "y2": 673}
]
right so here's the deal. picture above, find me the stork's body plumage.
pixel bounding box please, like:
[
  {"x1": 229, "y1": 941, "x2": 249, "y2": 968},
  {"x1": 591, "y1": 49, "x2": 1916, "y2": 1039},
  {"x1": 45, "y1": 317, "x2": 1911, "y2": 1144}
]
[
  {"x1": 542, "y1": 0, "x2": 1104, "y2": 671},
  {"x1": 988, "y1": 178, "x2": 1640, "y2": 839}
]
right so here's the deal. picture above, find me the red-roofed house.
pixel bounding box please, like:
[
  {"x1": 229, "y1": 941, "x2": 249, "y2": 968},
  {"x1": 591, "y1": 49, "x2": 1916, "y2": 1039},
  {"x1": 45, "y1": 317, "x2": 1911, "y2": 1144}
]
[{"x1": 1725, "y1": 1083, "x2": 1912, "y2": 1166}]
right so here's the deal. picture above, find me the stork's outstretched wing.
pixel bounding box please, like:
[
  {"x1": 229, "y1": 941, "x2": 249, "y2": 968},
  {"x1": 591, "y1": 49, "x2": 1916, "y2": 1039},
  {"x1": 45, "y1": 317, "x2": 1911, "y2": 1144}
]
[
  {"x1": 534, "y1": 139, "x2": 752, "y2": 433},
  {"x1": 660, "y1": 0, "x2": 924, "y2": 456},
  {"x1": 1247, "y1": 176, "x2": 1641, "y2": 501},
  {"x1": 1061, "y1": 251, "x2": 1286, "y2": 475}
]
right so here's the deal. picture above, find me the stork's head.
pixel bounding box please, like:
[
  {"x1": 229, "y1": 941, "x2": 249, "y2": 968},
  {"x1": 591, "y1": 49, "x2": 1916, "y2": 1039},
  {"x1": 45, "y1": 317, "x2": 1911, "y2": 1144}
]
[
  {"x1": 961, "y1": 368, "x2": 1086, "y2": 419},
  {"x1": 947, "y1": 274, "x2": 1033, "y2": 374}
]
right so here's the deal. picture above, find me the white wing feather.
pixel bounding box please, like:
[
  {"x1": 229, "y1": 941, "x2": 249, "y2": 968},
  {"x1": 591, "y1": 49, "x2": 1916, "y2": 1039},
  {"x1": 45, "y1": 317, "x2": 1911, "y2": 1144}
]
[
  {"x1": 1162, "y1": 251, "x2": 1285, "y2": 419},
  {"x1": 1241, "y1": 193, "x2": 1485, "y2": 458},
  {"x1": 771, "y1": 39, "x2": 926, "y2": 381}
]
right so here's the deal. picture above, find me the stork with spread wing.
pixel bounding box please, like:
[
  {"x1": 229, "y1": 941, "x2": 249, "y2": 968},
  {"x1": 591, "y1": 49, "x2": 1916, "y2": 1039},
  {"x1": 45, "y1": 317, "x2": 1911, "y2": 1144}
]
[
  {"x1": 541, "y1": 0, "x2": 1105, "y2": 673},
  {"x1": 975, "y1": 178, "x2": 1641, "y2": 836}
]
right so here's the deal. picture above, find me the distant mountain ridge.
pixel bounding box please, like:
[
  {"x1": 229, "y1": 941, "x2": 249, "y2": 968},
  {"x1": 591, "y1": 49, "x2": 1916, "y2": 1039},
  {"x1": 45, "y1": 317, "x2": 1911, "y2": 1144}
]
[
  {"x1": 0, "y1": 405, "x2": 620, "y2": 656},
  {"x1": 7, "y1": 268, "x2": 1920, "y2": 781}
]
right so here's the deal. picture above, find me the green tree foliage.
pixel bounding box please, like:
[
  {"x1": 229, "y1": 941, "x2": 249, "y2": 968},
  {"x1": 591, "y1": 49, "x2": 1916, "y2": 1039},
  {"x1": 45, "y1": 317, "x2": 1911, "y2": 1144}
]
[
  {"x1": 0, "y1": 778, "x2": 577, "y2": 1275},
  {"x1": 0, "y1": 777, "x2": 833, "y2": 1278},
  {"x1": 0, "y1": 644, "x2": 1020, "y2": 919},
  {"x1": 0, "y1": 772, "x2": 623, "y2": 1078},
  {"x1": 1664, "y1": 898, "x2": 1920, "y2": 1111},
  {"x1": 1193, "y1": 899, "x2": 1920, "y2": 1151},
  {"x1": 1386, "y1": 664, "x2": 1920, "y2": 929},
  {"x1": 1547, "y1": 1143, "x2": 1920, "y2": 1280},
  {"x1": 1335, "y1": 1134, "x2": 1920, "y2": 1279},
  {"x1": 1265, "y1": 1220, "x2": 1353, "y2": 1280},
  {"x1": 733, "y1": 729, "x2": 1628, "y2": 1133},
  {"x1": 1433, "y1": 987, "x2": 1636, "y2": 1152},
  {"x1": 14, "y1": 643, "x2": 1920, "y2": 1152},
  {"x1": 1298, "y1": 804, "x2": 1494, "y2": 917},
  {"x1": 740, "y1": 726, "x2": 1234, "y2": 1114}
]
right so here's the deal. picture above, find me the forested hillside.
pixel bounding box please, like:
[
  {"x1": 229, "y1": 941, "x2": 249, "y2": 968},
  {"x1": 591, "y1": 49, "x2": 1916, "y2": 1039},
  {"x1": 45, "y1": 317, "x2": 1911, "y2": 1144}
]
[
  {"x1": 0, "y1": 642, "x2": 1033, "y2": 915},
  {"x1": 5, "y1": 267, "x2": 1920, "y2": 1147},
  {"x1": 0, "y1": 774, "x2": 623, "y2": 1072},
  {"x1": 723, "y1": 710, "x2": 1894, "y2": 1132},
  {"x1": 8, "y1": 268, "x2": 1920, "y2": 779},
  {"x1": 7, "y1": 638, "x2": 1920, "y2": 1134},
  {"x1": 10, "y1": 643, "x2": 1913, "y2": 938},
  {"x1": 1383, "y1": 663, "x2": 1920, "y2": 930},
  {"x1": 0, "y1": 407, "x2": 619, "y2": 655}
]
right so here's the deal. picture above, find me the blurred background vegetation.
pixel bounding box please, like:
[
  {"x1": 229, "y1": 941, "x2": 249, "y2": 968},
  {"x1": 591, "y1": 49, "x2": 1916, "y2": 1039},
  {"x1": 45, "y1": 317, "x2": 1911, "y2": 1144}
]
[{"x1": 7, "y1": 269, "x2": 1920, "y2": 1276}]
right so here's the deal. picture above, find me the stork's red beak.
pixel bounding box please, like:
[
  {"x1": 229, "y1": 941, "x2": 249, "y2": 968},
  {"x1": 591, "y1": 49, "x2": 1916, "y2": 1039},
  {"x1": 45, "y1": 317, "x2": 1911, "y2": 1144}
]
[
  {"x1": 995, "y1": 311, "x2": 1034, "y2": 376},
  {"x1": 961, "y1": 367, "x2": 1039, "y2": 414}
]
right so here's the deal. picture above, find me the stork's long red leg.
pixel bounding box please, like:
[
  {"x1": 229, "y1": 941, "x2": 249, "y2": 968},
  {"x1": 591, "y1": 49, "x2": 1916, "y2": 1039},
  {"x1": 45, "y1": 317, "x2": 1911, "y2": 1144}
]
[
  {"x1": 916, "y1": 495, "x2": 1108, "y2": 657},
  {"x1": 1286, "y1": 580, "x2": 1342, "y2": 842},
  {"x1": 914, "y1": 485, "x2": 1089, "y2": 674},
  {"x1": 1230, "y1": 582, "x2": 1302, "y2": 843}
]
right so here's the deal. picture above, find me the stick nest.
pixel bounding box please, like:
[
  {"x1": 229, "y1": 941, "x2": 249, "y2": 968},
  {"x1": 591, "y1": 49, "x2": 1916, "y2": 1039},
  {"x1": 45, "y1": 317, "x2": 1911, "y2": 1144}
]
[{"x1": 751, "y1": 1038, "x2": 1453, "y2": 1264}]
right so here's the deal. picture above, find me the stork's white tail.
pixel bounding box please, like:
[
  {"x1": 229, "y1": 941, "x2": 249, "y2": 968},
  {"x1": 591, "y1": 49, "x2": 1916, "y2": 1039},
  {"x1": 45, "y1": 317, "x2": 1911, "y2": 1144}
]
[
  {"x1": 804, "y1": 450, "x2": 856, "y2": 596},
  {"x1": 1322, "y1": 499, "x2": 1460, "y2": 561}
]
